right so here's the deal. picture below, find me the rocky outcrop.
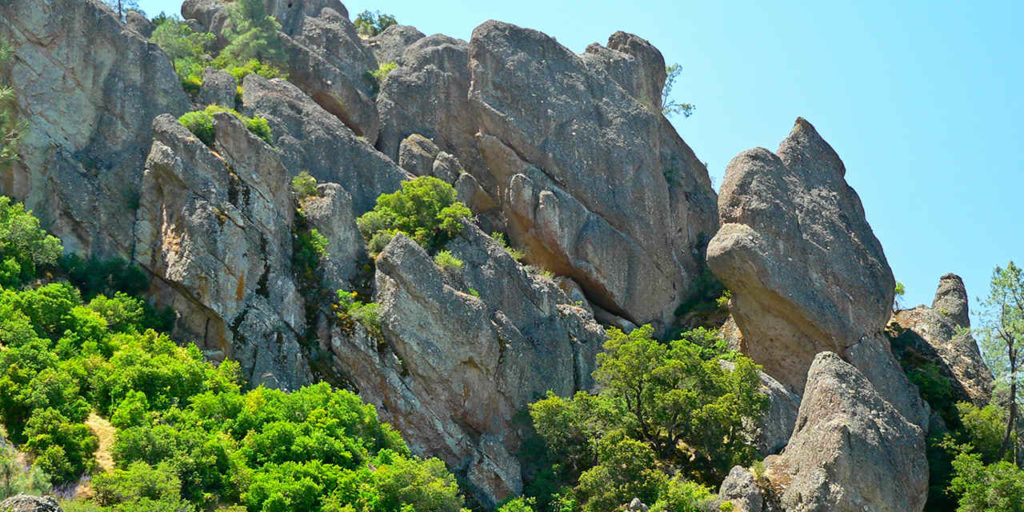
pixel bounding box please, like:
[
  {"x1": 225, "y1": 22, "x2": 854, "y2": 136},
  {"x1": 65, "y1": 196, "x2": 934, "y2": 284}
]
[
  {"x1": 134, "y1": 113, "x2": 312, "y2": 389},
  {"x1": 891, "y1": 273, "x2": 994, "y2": 406},
  {"x1": 368, "y1": 24, "x2": 426, "y2": 64},
  {"x1": 0, "y1": 0, "x2": 190, "y2": 256},
  {"x1": 377, "y1": 22, "x2": 719, "y2": 327},
  {"x1": 0, "y1": 495, "x2": 61, "y2": 512},
  {"x1": 707, "y1": 118, "x2": 927, "y2": 427},
  {"x1": 240, "y1": 75, "x2": 408, "y2": 214},
  {"x1": 199, "y1": 67, "x2": 238, "y2": 108},
  {"x1": 328, "y1": 226, "x2": 605, "y2": 507},
  {"x1": 719, "y1": 467, "x2": 764, "y2": 512},
  {"x1": 759, "y1": 352, "x2": 928, "y2": 512},
  {"x1": 184, "y1": 0, "x2": 381, "y2": 141}
]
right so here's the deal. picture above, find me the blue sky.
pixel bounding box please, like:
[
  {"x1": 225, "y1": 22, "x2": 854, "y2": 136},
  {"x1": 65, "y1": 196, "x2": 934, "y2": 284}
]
[{"x1": 139, "y1": 0, "x2": 1023, "y2": 315}]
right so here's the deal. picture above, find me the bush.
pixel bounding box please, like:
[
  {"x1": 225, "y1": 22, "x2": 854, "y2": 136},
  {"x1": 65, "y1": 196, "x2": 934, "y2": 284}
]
[
  {"x1": 949, "y1": 450, "x2": 1024, "y2": 511},
  {"x1": 357, "y1": 177, "x2": 471, "y2": 256},
  {"x1": 353, "y1": 10, "x2": 397, "y2": 37},
  {"x1": 216, "y1": 0, "x2": 285, "y2": 69},
  {"x1": 149, "y1": 16, "x2": 215, "y2": 94},
  {"x1": 0, "y1": 197, "x2": 63, "y2": 287},
  {"x1": 433, "y1": 251, "x2": 463, "y2": 272},
  {"x1": 291, "y1": 172, "x2": 318, "y2": 200},
  {"x1": 368, "y1": 62, "x2": 397, "y2": 95},
  {"x1": 336, "y1": 290, "x2": 381, "y2": 339},
  {"x1": 178, "y1": 105, "x2": 273, "y2": 147},
  {"x1": 491, "y1": 232, "x2": 525, "y2": 262},
  {"x1": 225, "y1": 59, "x2": 285, "y2": 84}
]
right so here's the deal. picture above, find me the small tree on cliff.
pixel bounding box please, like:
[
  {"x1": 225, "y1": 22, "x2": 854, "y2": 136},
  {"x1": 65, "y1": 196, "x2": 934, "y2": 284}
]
[
  {"x1": 662, "y1": 64, "x2": 695, "y2": 119},
  {"x1": 978, "y1": 261, "x2": 1024, "y2": 464}
]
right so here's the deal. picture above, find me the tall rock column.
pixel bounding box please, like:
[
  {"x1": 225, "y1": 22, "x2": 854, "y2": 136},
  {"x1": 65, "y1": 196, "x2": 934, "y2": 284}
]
[{"x1": 707, "y1": 118, "x2": 927, "y2": 427}]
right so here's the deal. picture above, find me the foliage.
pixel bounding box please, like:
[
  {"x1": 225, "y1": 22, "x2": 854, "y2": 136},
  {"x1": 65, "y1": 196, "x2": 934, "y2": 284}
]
[
  {"x1": 225, "y1": 59, "x2": 285, "y2": 85},
  {"x1": 662, "y1": 64, "x2": 694, "y2": 119},
  {"x1": 526, "y1": 325, "x2": 766, "y2": 510},
  {"x1": 368, "y1": 62, "x2": 397, "y2": 96},
  {"x1": 908, "y1": 362, "x2": 953, "y2": 419},
  {"x1": 0, "y1": 197, "x2": 62, "y2": 287},
  {"x1": 894, "y1": 280, "x2": 906, "y2": 311},
  {"x1": 217, "y1": 0, "x2": 285, "y2": 69},
  {"x1": 353, "y1": 10, "x2": 397, "y2": 37},
  {"x1": 977, "y1": 261, "x2": 1024, "y2": 461},
  {"x1": 357, "y1": 177, "x2": 471, "y2": 256},
  {"x1": 0, "y1": 42, "x2": 22, "y2": 173},
  {"x1": 0, "y1": 202, "x2": 466, "y2": 511},
  {"x1": 291, "y1": 172, "x2": 319, "y2": 201},
  {"x1": 0, "y1": 442, "x2": 51, "y2": 500},
  {"x1": 178, "y1": 105, "x2": 273, "y2": 147},
  {"x1": 491, "y1": 232, "x2": 525, "y2": 262},
  {"x1": 949, "y1": 450, "x2": 1024, "y2": 511},
  {"x1": 433, "y1": 251, "x2": 463, "y2": 272},
  {"x1": 149, "y1": 17, "x2": 215, "y2": 92},
  {"x1": 335, "y1": 290, "x2": 382, "y2": 339}
]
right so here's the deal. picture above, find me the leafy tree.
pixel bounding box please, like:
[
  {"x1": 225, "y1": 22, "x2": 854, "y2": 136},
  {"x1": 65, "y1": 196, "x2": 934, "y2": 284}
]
[
  {"x1": 356, "y1": 177, "x2": 471, "y2": 255},
  {"x1": 0, "y1": 197, "x2": 62, "y2": 287},
  {"x1": 0, "y1": 443, "x2": 51, "y2": 500},
  {"x1": 662, "y1": 64, "x2": 694, "y2": 119},
  {"x1": 949, "y1": 450, "x2": 1024, "y2": 512},
  {"x1": 977, "y1": 261, "x2": 1024, "y2": 461},
  {"x1": 217, "y1": 0, "x2": 285, "y2": 69},
  {"x1": 149, "y1": 17, "x2": 215, "y2": 90},
  {"x1": 353, "y1": 10, "x2": 397, "y2": 37},
  {"x1": 894, "y1": 280, "x2": 907, "y2": 311}
]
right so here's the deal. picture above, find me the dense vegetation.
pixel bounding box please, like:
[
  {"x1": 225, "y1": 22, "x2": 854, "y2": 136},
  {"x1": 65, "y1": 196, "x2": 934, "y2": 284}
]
[
  {"x1": 0, "y1": 198, "x2": 468, "y2": 512},
  {"x1": 353, "y1": 10, "x2": 397, "y2": 37},
  {"x1": 356, "y1": 176, "x2": 472, "y2": 256},
  {"x1": 179, "y1": 105, "x2": 273, "y2": 147},
  {"x1": 520, "y1": 326, "x2": 764, "y2": 512}
]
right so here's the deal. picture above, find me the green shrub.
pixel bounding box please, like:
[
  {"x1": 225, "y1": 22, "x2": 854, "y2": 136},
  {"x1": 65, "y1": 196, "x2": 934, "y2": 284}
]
[
  {"x1": 0, "y1": 197, "x2": 63, "y2": 287},
  {"x1": 178, "y1": 105, "x2": 272, "y2": 147},
  {"x1": 491, "y1": 232, "x2": 525, "y2": 262},
  {"x1": 949, "y1": 450, "x2": 1024, "y2": 511},
  {"x1": 433, "y1": 250, "x2": 463, "y2": 272},
  {"x1": 225, "y1": 58, "x2": 285, "y2": 84},
  {"x1": 149, "y1": 16, "x2": 215, "y2": 93},
  {"x1": 291, "y1": 172, "x2": 318, "y2": 200},
  {"x1": 357, "y1": 177, "x2": 471, "y2": 256},
  {"x1": 336, "y1": 290, "x2": 382, "y2": 339},
  {"x1": 368, "y1": 61, "x2": 397, "y2": 95},
  {"x1": 216, "y1": 0, "x2": 285, "y2": 69},
  {"x1": 353, "y1": 10, "x2": 397, "y2": 37},
  {"x1": 0, "y1": 441, "x2": 52, "y2": 499}
]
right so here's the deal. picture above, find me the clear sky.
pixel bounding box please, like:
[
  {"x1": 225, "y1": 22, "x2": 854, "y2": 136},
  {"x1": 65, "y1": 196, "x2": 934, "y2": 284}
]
[{"x1": 139, "y1": 0, "x2": 1023, "y2": 315}]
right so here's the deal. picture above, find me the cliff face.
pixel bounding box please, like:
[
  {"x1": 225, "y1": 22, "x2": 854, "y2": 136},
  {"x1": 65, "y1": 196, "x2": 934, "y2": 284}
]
[{"x1": 0, "y1": 0, "x2": 980, "y2": 509}]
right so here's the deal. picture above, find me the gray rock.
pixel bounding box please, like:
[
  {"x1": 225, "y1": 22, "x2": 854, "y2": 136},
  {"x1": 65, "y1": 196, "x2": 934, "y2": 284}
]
[
  {"x1": 432, "y1": 152, "x2": 462, "y2": 184},
  {"x1": 398, "y1": 133, "x2": 441, "y2": 176},
  {"x1": 299, "y1": 183, "x2": 367, "y2": 291},
  {"x1": 330, "y1": 226, "x2": 605, "y2": 507},
  {"x1": 721, "y1": 360, "x2": 801, "y2": 455},
  {"x1": 369, "y1": 24, "x2": 426, "y2": 65},
  {"x1": 706, "y1": 118, "x2": 928, "y2": 427},
  {"x1": 764, "y1": 352, "x2": 927, "y2": 512},
  {"x1": 186, "y1": 0, "x2": 381, "y2": 141},
  {"x1": 625, "y1": 498, "x2": 649, "y2": 512},
  {"x1": 0, "y1": 495, "x2": 61, "y2": 512},
  {"x1": 125, "y1": 10, "x2": 155, "y2": 38},
  {"x1": 582, "y1": 31, "x2": 666, "y2": 112},
  {"x1": 0, "y1": 0, "x2": 190, "y2": 257},
  {"x1": 468, "y1": 21, "x2": 718, "y2": 326},
  {"x1": 134, "y1": 113, "x2": 310, "y2": 390},
  {"x1": 891, "y1": 273, "x2": 994, "y2": 406},
  {"x1": 199, "y1": 67, "x2": 238, "y2": 107},
  {"x1": 240, "y1": 75, "x2": 408, "y2": 215},
  {"x1": 719, "y1": 467, "x2": 763, "y2": 512}
]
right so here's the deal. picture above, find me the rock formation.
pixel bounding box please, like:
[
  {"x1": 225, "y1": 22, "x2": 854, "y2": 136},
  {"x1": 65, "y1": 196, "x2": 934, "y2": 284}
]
[
  {"x1": 762, "y1": 353, "x2": 928, "y2": 512},
  {"x1": 707, "y1": 118, "x2": 928, "y2": 427},
  {"x1": 0, "y1": 495, "x2": 62, "y2": 512},
  {"x1": 721, "y1": 360, "x2": 800, "y2": 455},
  {"x1": 378, "y1": 21, "x2": 720, "y2": 327},
  {"x1": 0, "y1": 0, "x2": 189, "y2": 256},
  {"x1": 891, "y1": 273, "x2": 994, "y2": 406}
]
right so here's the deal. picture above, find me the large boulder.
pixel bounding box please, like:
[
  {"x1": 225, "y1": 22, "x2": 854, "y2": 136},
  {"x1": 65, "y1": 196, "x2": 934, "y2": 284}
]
[
  {"x1": 467, "y1": 21, "x2": 718, "y2": 326},
  {"x1": 368, "y1": 24, "x2": 426, "y2": 65},
  {"x1": 891, "y1": 273, "x2": 994, "y2": 406},
  {"x1": 0, "y1": 0, "x2": 190, "y2": 256},
  {"x1": 133, "y1": 113, "x2": 311, "y2": 389},
  {"x1": 760, "y1": 352, "x2": 928, "y2": 512},
  {"x1": 328, "y1": 226, "x2": 605, "y2": 507},
  {"x1": 706, "y1": 118, "x2": 927, "y2": 427},
  {"x1": 240, "y1": 75, "x2": 408, "y2": 214}
]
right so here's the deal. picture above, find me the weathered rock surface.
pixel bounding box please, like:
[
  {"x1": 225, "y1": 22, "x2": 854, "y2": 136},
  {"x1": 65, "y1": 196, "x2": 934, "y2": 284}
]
[
  {"x1": 328, "y1": 226, "x2": 605, "y2": 507},
  {"x1": 199, "y1": 67, "x2": 238, "y2": 108},
  {"x1": 185, "y1": 0, "x2": 381, "y2": 141},
  {"x1": 721, "y1": 361, "x2": 801, "y2": 456},
  {"x1": 468, "y1": 22, "x2": 718, "y2": 326},
  {"x1": 368, "y1": 24, "x2": 426, "y2": 64},
  {"x1": 240, "y1": 75, "x2": 408, "y2": 214},
  {"x1": 125, "y1": 9, "x2": 155, "y2": 37},
  {"x1": 762, "y1": 352, "x2": 927, "y2": 512},
  {"x1": 0, "y1": 0, "x2": 190, "y2": 256},
  {"x1": 719, "y1": 467, "x2": 764, "y2": 512},
  {"x1": 0, "y1": 495, "x2": 62, "y2": 512},
  {"x1": 891, "y1": 273, "x2": 994, "y2": 406},
  {"x1": 134, "y1": 113, "x2": 312, "y2": 389},
  {"x1": 707, "y1": 118, "x2": 927, "y2": 427}
]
